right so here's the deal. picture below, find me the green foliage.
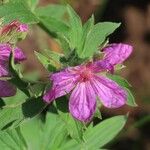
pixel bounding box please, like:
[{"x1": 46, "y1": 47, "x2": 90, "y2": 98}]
[
  {"x1": 1, "y1": 52, "x2": 46, "y2": 131},
  {"x1": 78, "y1": 15, "x2": 95, "y2": 54},
  {"x1": 9, "y1": 51, "x2": 30, "y2": 97},
  {"x1": 55, "y1": 98, "x2": 84, "y2": 143},
  {"x1": 0, "y1": 95, "x2": 46, "y2": 131},
  {"x1": 35, "y1": 4, "x2": 66, "y2": 19},
  {"x1": 59, "y1": 6, "x2": 120, "y2": 60},
  {"x1": 83, "y1": 115, "x2": 127, "y2": 149},
  {"x1": 38, "y1": 16, "x2": 69, "y2": 37},
  {"x1": 0, "y1": 109, "x2": 127, "y2": 150},
  {"x1": 35, "y1": 4, "x2": 69, "y2": 38},
  {"x1": 0, "y1": 2, "x2": 135, "y2": 149},
  {"x1": 27, "y1": 0, "x2": 39, "y2": 11},
  {"x1": 35, "y1": 50, "x2": 62, "y2": 72},
  {"x1": 21, "y1": 112, "x2": 68, "y2": 150},
  {"x1": 0, "y1": 2, "x2": 121, "y2": 60},
  {"x1": 80, "y1": 22, "x2": 120, "y2": 58},
  {"x1": 0, "y1": 0, "x2": 38, "y2": 24},
  {"x1": 66, "y1": 5, "x2": 82, "y2": 50},
  {"x1": 125, "y1": 88, "x2": 137, "y2": 107},
  {"x1": 0, "y1": 128, "x2": 27, "y2": 149}
]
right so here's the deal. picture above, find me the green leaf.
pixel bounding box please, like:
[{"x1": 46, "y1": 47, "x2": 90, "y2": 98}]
[
  {"x1": 9, "y1": 52, "x2": 30, "y2": 97},
  {"x1": 81, "y1": 22, "x2": 120, "y2": 58},
  {"x1": 67, "y1": 5, "x2": 82, "y2": 50},
  {"x1": 57, "y1": 34, "x2": 71, "y2": 56},
  {"x1": 43, "y1": 49, "x2": 62, "y2": 63},
  {"x1": 0, "y1": 111, "x2": 70, "y2": 149},
  {"x1": 3, "y1": 89, "x2": 27, "y2": 105},
  {"x1": 61, "y1": 139, "x2": 80, "y2": 150},
  {"x1": 35, "y1": 51, "x2": 60, "y2": 71},
  {"x1": 29, "y1": 83, "x2": 45, "y2": 97},
  {"x1": 55, "y1": 98, "x2": 84, "y2": 142},
  {"x1": 35, "y1": 4, "x2": 69, "y2": 38},
  {"x1": 38, "y1": 16, "x2": 69, "y2": 36},
  {"x1": 0, "y1": 127, "x2": 27, "y2": 149},
  {"x1": 125, "y1": 88, "x2": 137, "y2": 107},
  {"x1": 61, "y1": 113, "x2": 84, "y2": 142},
  {"x1": 35, "y1": 4, "x2": 66, "y2": 19},
  {"x1": 27, "y1": 0, "x2": 39, "y2": 11},
  {"x1": 20, "y1": 112, "x2": 68, "y2": 150},
  {"x1": 0, "y1": 106, "x2": 22, "y2": 131},
  {"x1": 107, "y1": 74, "x2": 131, "y2": 88},
  {"x1": 84, "y1": 115, "x2": 127, "y2": 149},
  {"x1": 21, "y1": 97, "x2": 46, "y2": 118},
  {"x1": 0, "y1": 1, "x2": 38, "y2": 24},
  {"x1": 0, "y1": 97, "x2": 46, "y2": 131},
  {"x1": 94, "y1": 107, "x2": 102, "y2": 119},
  {"x1": 77, "y1": 15, "x2": 95, "y2": 55}
]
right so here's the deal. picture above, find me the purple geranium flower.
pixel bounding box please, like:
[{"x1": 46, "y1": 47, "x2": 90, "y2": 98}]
[
  {"x1": 0, "y1": 43, "x2": 26, "y2": 97},
  {"x1": 43, "y1": 43, "x2": 133, "y2": 122}
]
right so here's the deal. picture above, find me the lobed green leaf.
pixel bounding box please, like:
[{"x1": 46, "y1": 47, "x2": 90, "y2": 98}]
[
  {"x1": 0, "y1": 1, "x2": 38, "y2": 24},
  {"x1": 81, "y1": 22, "x2": 120, "y2": 58},
  {"x1": 83, "y1": 115, "x2": 127, "y2": 149}
]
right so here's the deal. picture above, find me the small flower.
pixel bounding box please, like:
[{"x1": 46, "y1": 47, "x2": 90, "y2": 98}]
[
  {"x1": 0, "y1": 43, "x2": 26, "y2": 97},
  {"x1": 43, "y1": 43, "x2": 133, "y2": 122},
  {"x1": 0, "y1": 20, "x2": 28, "y2": 35}
]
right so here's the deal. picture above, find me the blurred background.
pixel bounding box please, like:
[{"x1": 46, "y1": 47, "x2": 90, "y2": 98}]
[{"x1": 18, "y1": 0, "x2": 150, "y2": 149}]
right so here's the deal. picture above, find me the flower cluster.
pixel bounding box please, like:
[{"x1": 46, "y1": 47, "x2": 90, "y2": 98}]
[{"x1": 0, "y1": 21, "x2": 27, "y2": 97}]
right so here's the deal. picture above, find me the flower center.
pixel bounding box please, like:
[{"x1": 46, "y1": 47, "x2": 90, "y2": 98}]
[{"x1": 79, "y1": 68, "x2": 93, "y2": 82}]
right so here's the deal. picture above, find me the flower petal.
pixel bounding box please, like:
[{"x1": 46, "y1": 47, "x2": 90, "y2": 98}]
[
  {"x1": 103, "y1": 43, "x2": 133, "y2": 66},
  {"x1": 43, "y1": 68, "x2": 79, "y2": 103},
  {"x1": 14, "y1": 47, "x2": 26, "y2": 62},
  {"x1": 0, "y1": 43, "x2": 26, "y2": 62},
  {"x1": 0, "y1": 60, "x2": 9, "y2": 76},
  {"x1": 0, "y1": 80, "x2": 16, "y2": 97},
  {"x1": 91, "y1": 75, "x2": 127, "y2": 108},
  {"x1": 69, "y1": 82, "x2": 96, "y2": 122},
  {"x1": 18, "y1": 24, "x2": 28, "y2": 32},
  {"x1": 92, "y1": 59, "x2": 114, "y2": 73},
  {"x1": 92, "y1": 43, "x2": 132, "y2": 73}
]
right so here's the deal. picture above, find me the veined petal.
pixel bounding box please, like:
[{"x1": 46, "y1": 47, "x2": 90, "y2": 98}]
[
  {"x1": 69, "y1": 82, "x2": 96, "y2": 122},
  {"x1": 103, "y1": 43, "x2": 133, "y2": 66},
  {"x1": 43, "y1": 68, "x2": 79, "y2": 103},
  {"x1": 92, "y1": 59, "x2": 114, "y2": 73},
  {"x1": 92, "y1": 43, "x2": 132, "y2": 73},
  {"x1": 91, "y1": 75, "x2": 127, "y2": 108},
  {"x1": 18, "y1": 24, "x2": 28, "y2": 32},
  {"x1": 0, "y1": 43, "x2": 26, "y2": 62},
  {"x1": 14, "y1": 47, "x2": 26, "y2": 62},
  {"x1": 0, "y1": 60, "x2": 9, "y2": 77},
  {"x1": 0, "y1": 80, "x2": 16, "y2": 97}
]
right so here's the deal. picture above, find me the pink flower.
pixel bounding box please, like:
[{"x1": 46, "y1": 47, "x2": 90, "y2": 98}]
[
  {"x1": 43, "y1": 43, "x2": 133, "y2": 122},
  {"x1": 0, "y1": 43, "x2": 26, "y2": 97},
  {"x1": 0, "y1": 20, "x2": 28, "y2": 35}
]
